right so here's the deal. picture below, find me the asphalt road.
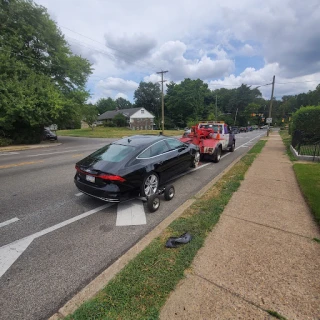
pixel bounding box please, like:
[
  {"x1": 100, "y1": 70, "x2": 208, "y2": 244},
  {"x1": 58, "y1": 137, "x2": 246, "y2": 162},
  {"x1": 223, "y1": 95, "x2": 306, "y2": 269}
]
[{"x1": 0, "y1": 130, "x2": 266, "y2": 320}]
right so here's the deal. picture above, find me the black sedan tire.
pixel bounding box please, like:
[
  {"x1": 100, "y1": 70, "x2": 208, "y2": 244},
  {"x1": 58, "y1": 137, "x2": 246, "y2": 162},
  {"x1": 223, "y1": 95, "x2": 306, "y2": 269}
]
[
  {"x1": 147, "y1": 194, "x2": 161, "y2": 212},
  {"x1": 229, "y1": 142, "x2": 235, "y2": 152},
  {"x1": 164, "y1": 185, "x2": 175, "y2": 201},
  {"x1": 141, "y1": 172, "x2": 159, "y2": 197}
]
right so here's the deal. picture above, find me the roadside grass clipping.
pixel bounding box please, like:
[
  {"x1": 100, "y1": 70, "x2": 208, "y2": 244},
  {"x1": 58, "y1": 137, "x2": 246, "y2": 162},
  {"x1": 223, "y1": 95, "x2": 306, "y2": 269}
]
[
  {"x1": 279, "y1": 130, "x2": 297, "y2": 161},
  {"x1": 66, "y1": 140, "x2": 267, "y2": 320},
  {"x1": 57, "y1": 127, "x2": 184, "y2": 138}
]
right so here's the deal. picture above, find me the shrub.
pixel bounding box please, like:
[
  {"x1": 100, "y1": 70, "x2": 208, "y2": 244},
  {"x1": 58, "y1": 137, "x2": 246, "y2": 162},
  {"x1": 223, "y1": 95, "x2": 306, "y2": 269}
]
[
  {"x1": 0, "y1": 137, "x2": 13, "y2": 146},
  {"x1": 292, "y1": 106, "x2": 320, "y2": 142}
]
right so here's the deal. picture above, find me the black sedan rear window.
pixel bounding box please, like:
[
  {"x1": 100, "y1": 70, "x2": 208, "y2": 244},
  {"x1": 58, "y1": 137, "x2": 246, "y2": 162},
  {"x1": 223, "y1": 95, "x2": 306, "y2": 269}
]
[{"x1": 89, "y1": 144, "x2": 136, "y2": 163}]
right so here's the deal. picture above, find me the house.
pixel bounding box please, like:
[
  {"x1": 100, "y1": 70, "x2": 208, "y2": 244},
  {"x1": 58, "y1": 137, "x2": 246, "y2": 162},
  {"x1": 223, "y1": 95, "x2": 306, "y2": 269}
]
[{"x1": 97, "y1": 107, "x2": 155, "y2": 130}]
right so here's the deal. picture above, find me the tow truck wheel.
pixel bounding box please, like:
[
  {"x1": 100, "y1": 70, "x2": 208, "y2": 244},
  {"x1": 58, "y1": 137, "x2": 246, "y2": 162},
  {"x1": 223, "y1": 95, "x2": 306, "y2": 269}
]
[
  {"x1": 213, "y1": 146, "x2": 222, "y2": 163},
  {"x1": 147, "y1": 194, "x2": 161, "y2": 212},
  {"x1": 164, "y1": 185, "x2": 175, "y2": 201},
  {"x1": 229, "y1": 141, "x2": 235, "y2": 152},
  {"x1": 191, "y1": 151, "x2": 200, "y2": 168}
]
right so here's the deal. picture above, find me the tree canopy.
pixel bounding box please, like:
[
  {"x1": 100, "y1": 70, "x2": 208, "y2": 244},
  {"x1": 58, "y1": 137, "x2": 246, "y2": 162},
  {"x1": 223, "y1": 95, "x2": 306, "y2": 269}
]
[
  {"x1": 134, "y1": 82, "x2": 161, "y2": 119},
  {"x1": 0, "y1": 0, "x2": 92, "y2": 142}
]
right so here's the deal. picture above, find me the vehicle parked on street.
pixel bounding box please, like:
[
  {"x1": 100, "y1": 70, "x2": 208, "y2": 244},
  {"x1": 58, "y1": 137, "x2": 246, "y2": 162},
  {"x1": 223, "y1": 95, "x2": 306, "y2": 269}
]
[
  {"x1": 180, "y1": 121, "x2": 235, "y2": 163},
  {"x1": 43, "y1": 128, "x2": 57, "y2": 140},
  {"x1": 239, "y1": 127, "x2": 247, "y2": 132},
  {"x1": 260, "y1": 125, "x2": 268, "y2": 129},
  {"x1": 230, "y1": 126, "x2": 240, "y2": 134},
  {"x1": 74, "y1": 135, "x2": 200, "y2": 203}
]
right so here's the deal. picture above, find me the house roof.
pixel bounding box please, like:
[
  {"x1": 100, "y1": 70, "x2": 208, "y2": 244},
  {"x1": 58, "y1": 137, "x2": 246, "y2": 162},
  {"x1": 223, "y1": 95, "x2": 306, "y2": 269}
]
[
  {"x1": 98, "y1": 108, "x2": 154, "y2": 120},
  {"x1": 98, "y1": 108, "x2": 143, "y2": 120}
]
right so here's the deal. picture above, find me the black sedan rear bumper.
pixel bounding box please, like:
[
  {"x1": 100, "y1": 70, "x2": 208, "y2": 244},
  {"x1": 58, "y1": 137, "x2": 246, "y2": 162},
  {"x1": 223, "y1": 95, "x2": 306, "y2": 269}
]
[{"x1": 74, "y1": 176, "x2": 138, "y2": 203}]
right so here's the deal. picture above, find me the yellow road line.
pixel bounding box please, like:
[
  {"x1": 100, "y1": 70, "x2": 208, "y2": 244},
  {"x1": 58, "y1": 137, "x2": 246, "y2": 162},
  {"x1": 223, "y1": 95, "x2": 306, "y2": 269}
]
[
  {"x1": 71, "y1": 154, "x2": 84, "y2": 158},
  {"x1": 0, "y1": 160, "x2": 44, "y2": 170}
]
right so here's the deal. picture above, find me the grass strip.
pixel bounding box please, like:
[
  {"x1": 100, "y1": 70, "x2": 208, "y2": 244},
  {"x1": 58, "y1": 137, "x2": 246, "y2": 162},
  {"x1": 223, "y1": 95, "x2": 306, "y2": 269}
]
[
  {"x1": 293, "y1": 163, "x2": 320, "y2": 225},
  {"x1": 57, "y1": 127, "x2": 183, "y2": 138},
  {"x1": 279, "y1": 130, "x2": 296, "y2": 161},
  {"x1": 66, "y1": 140, "x2": 267, "y2": 320}
]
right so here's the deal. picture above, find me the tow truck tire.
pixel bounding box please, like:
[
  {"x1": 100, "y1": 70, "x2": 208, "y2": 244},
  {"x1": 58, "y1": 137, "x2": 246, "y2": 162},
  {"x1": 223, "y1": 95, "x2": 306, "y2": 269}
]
[
  {"x1": 164, "y1": 185, "x2": 175, "y2": 201},
  {"x1": 147, "y1": 194, "x2": 161, "y2": 212},
  {"x1": 229, "y1": 141, "x2": 235, "y2": 152},
  {"x1": 213, "y1": 146, "x2": 222, "y2": 163}
]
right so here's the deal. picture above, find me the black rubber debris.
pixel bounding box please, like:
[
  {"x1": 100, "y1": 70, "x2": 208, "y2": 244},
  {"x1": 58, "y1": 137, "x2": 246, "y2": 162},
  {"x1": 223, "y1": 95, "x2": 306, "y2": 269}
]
[{"x1": 165, "y1": 232, "x2": 192, "y2": 248}]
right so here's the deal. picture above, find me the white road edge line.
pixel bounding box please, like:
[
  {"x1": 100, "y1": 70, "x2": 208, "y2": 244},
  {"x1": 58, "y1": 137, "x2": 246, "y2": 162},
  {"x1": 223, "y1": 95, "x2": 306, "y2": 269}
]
[
  {"x1": 0, "y1": 203, "x2": 112, "y2": 279},
  {"x1": 0, "y1": 217, "x2": 20, "y2": 228}
]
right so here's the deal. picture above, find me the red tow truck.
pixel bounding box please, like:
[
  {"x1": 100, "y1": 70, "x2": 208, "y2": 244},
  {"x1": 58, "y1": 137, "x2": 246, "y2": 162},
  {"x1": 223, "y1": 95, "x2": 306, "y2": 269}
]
[{"x1": 180, "y1": 121, "x2": 236, "y2": 162}]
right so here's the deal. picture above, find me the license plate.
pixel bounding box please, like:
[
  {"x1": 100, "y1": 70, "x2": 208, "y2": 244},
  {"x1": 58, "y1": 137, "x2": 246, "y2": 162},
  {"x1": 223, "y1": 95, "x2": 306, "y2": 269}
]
[{"x1": 86, "y1": 175, "x2": 95, "y2": 183}]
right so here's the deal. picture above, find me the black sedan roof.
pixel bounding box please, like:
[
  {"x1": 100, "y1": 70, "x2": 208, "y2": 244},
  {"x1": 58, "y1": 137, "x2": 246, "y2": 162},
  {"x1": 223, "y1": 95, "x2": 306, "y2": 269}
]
[{"x1": 113, "y1": 135, "x2": 167, "y2": 148}]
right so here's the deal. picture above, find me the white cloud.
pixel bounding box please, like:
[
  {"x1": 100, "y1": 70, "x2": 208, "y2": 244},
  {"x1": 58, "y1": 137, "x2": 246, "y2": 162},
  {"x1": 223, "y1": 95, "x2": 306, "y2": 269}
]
[
  {"x1": 35, "y1": 0, "x2": 320, "y2": 101},
  {"x1": 97, "y1": 77, "x2": 138, "y2": 92},
  {"x1": 104, "y1": 33, "x2": 157, "y2": 65},
  {"x1": 208, "y1": 63, "x2": 320, "y2": 99},
  {"x1": 238, "y1": 44, "x2": 255, "y2": 57},
  {"x1": 115, "y1": 92, "x2": 128, "y2": 100}
]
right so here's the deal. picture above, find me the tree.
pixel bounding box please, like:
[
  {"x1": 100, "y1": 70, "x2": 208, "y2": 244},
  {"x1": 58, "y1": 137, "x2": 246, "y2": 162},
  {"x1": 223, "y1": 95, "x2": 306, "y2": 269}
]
[
  {"x1": 0, "y1": 0, "x2": 92, "y2": 142},
  {"x1": 96, "y1": 98, "x2": 116, "y2": 114},
  {"x1": 113, "y1": 113, "x2": 127, "y2": 127},
  {"x1": 165, "y1": 79, "x2": 213, "y2": 127},
  {"x1": 134, "y1": 82, "x2": 161, "y2": 118},
  {"x1": 115, "y1": 97, "x2": 132, "y2": 109},
  {"x1": 82, "y1": 104, "x2": 98, "y2": 130}
]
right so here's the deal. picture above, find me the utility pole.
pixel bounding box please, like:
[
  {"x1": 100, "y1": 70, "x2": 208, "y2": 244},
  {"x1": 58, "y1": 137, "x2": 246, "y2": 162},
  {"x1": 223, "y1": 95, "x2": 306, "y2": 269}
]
[
  {"x1": 215, "y1": 95, "x2": 218, "y2": 120},
  {"x1": 267, "y1": 75, "x2": 275, "y2": 136},
  {"x1": 157, "y1": 70, "x2": 168, "y2": 134},
  {"x1": 234, "y1": 107, "x2": 238, "y2": 126}
]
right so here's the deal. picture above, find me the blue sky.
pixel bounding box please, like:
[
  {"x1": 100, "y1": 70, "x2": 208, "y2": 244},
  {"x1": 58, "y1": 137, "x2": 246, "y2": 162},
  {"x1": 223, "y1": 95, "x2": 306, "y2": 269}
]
[{"x1": 37, "y1": 0, "x2": 320, "y2": 103}]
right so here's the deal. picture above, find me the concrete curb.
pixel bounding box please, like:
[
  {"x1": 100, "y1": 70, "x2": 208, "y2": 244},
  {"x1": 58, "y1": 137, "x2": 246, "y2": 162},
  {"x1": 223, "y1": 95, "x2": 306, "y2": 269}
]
[
  {"x1": 49, "y1": 143, "x2": 261, "y2": 319},
  {"x1": 0, "y1": 143, "x2": 62, "y2": 152}
]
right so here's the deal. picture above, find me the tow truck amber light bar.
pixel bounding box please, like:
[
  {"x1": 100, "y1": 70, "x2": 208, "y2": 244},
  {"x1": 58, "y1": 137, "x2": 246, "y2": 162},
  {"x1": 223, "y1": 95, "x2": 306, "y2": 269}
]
[{"x1": 75, "y1": 165, "x2": 125, "y2": 182}]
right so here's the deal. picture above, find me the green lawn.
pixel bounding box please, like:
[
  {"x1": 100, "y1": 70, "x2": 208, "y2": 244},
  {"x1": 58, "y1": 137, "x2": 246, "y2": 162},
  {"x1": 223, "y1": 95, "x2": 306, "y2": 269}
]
[
  {"x1": 65, "y1": 140, "x2": 267, "y2": 320},
  {"x1": 57, "y1": 127, "x2": 184, "y2": 138},
  {"x1": 293, "y1": 163, "x2": 320, "y2": 224}
]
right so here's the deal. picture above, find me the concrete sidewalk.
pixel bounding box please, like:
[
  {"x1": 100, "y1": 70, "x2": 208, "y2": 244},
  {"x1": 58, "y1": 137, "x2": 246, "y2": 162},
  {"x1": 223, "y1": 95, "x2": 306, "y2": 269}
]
[{"x1": 160, "y1": 132, "x2": 320, "y2": 320}]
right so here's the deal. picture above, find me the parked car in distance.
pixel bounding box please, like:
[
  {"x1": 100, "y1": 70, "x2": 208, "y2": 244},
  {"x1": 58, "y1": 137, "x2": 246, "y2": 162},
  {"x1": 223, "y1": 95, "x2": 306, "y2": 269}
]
[
  {"x1": 230, "y1": 126, "x2": 240, "y2": 134},
  {"x1": 74, "y1": 135, "x2": 200, "y2": 203},
  {"x1": 247, "y1": 126, "x2": 253, "y2": 131},
  {"x1": 43, "y1": 128, "x2": 57, "y2": 140},
  {"x1": 239, "y1": 127, "x2": 247, "y2": 132},
  {"x1": 252, "y1": 125, "x2": 259, "y2": 130},
  {"x1": 260, "y1": 125, "x2": 268, "y2": 129}
]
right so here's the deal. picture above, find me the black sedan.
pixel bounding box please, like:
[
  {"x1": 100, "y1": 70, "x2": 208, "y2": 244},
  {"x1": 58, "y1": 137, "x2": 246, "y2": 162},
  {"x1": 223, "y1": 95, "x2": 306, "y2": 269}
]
[{"x1": 74, "y1": 135, "x2": 200, "y2": 202}]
